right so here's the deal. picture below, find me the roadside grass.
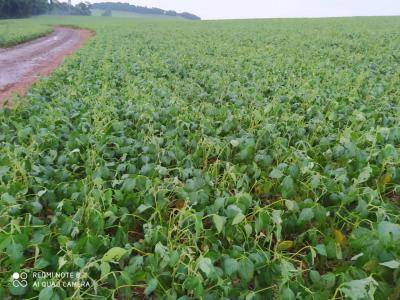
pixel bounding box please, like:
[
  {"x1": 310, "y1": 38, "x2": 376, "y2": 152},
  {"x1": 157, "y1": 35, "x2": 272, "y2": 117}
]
[{"x1": 0, "y1": 19, "x2": 52, "y2": 47}]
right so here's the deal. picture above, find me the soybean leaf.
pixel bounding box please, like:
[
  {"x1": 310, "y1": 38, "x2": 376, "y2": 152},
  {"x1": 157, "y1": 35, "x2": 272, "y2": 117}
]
[
  {"x1": 102, "y1": 247, "x2": 128, "y2": 263},
  {"x1": 213, "y1": 215, "x2": 226, "y2": 233}
]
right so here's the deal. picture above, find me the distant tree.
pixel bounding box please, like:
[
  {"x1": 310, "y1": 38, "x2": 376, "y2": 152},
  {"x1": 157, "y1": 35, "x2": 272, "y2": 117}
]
[
  {"x1": 49, "y1": 1, "x2": 91, "y2": 16},
  {"x1": 165, "y1": 10, "x2": 177, "y2": 17},
  {"x1": 178, "y1": 12, "x2": 201, "y2": 20},
  {"x1": 31, "y1": 0, "x2": 48, "y2": 15},
  {"x1": 101, "y1": 9, "x2": 112, "y2": 17},
  {"x1": 0, "y1": 0, "x2": 92, "y2": 18},
  {"x1": 72, "y1": 2, "x2": 91, "y2": 16},
  {"x1": 91, "y1": 2, "x2": 201, "y2": 20},
  {"x1": 0, "y1": 0, "x2": 49, "y2": 19}
]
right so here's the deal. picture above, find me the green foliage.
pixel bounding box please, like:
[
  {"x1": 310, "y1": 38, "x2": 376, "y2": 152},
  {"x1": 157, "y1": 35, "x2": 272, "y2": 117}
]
[
  {"x1": 0, "y1": 20, "x2": 51, "y2": 47},
  {"x1": 0, "y1": 0, "x2": 48, "y2": 19},
  {"x1": 0, "y1": 15, "x2": 400, "y2": 299},
  {"x1": 0, "y1": 0, "x2": 93, "y2": 19}
]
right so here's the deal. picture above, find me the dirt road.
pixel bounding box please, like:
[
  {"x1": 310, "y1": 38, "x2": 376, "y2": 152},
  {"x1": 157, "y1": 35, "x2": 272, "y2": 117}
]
[{"x1": 0, "y1": 27, "x2": 93, "y2": 106}]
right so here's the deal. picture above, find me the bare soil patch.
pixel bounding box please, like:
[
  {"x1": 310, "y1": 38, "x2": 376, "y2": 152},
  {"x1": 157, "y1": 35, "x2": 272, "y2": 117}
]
[{"x1": 0, "y1": 27, "x2": 94, "y2": 106}]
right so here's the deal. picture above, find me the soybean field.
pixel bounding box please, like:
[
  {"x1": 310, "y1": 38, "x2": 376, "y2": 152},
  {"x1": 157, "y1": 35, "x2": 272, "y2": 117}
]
[{"x1": 0, "y1": 16, "x2": 400, "y2": 300}]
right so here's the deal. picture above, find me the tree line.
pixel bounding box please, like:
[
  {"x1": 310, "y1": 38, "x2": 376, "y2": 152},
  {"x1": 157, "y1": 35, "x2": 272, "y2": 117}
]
[
  {"x1": 0, "y1": 1, "x2": 200, "y2": 20},
  {"x1": 92, "y1": 2, "x2": 201, "y2": 20},
  {"x1": 0, "y1": 0, "x2": 91, "y2": 19}
]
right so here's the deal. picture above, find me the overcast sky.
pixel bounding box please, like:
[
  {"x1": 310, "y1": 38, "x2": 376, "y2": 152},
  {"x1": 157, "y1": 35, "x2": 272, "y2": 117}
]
[{"x1": 72, "y1": 0, "x2": 400, "y2": 20}]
